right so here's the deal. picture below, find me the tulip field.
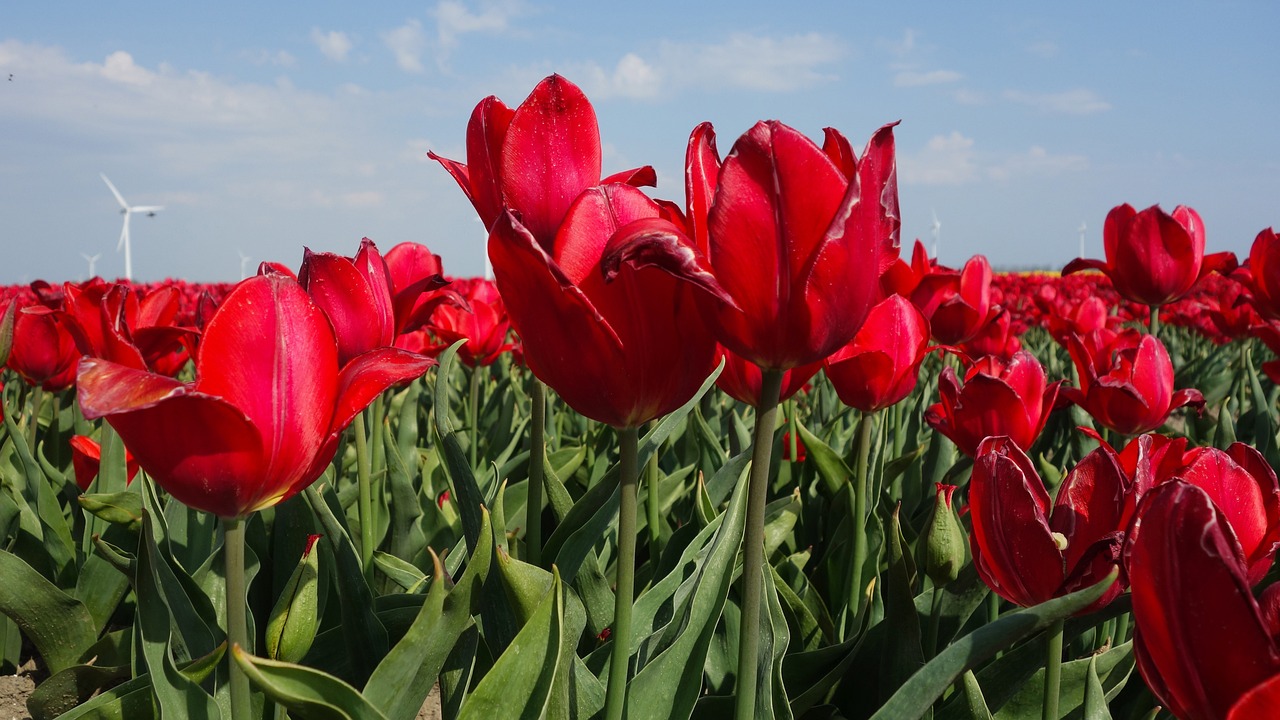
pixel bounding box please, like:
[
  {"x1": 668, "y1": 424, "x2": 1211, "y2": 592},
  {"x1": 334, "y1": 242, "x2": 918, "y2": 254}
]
[{"x1": 3, "y1": 74, "x2": 1280, "y2": 720}]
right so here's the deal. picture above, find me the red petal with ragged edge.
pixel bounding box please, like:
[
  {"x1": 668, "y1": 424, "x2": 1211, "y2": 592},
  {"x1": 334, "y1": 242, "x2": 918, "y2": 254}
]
[
  {"x1": 853, "y1": 121, "x2": 901, "y2": 276},
  {"x1": 968, "y1": 437, "x2": 1064, "y2": 607},
  {"x1": 555, "y1": 184, "x2": 660, "y2": 285},
  {"x1": 685, "y1": 122, "x2": 720, "y2": 255},
  {"x1": 501, "y1": 75, "x2": 602, "y2": 250},
  {"x1": 602, "y1": 165, "x2": 657, "y2": 188},
  {"x1": 602, "y1": 217, "x2": 735, "y2": 308},
  {"x1": 195, "y1": 274, "x2": 337, "y2": 502},
  {"x1": 1181, "y1": 444, "x2": 1280, "y2": 584},
  {"x1": 331, "y1": 347, "x2": 436, "y2": 436},
  {"x1": 488, "y1": 211, "x2": 632, "y2": 426},
  {"x1": 1127, "y1": 481, "x2": 1280, "y2": 720},
  {"x1": 820, "y1": 127, "x2": 856, "y2": 179},
  {"x1": 708, "y1": 120, "x2": 848, "y2": 369},
  {"x1": 1050, "y1": 447, "x2": 1128, "y2": 573},
  {"x1": 76, "y1": 358, "x2": 266, "y2": 517}
]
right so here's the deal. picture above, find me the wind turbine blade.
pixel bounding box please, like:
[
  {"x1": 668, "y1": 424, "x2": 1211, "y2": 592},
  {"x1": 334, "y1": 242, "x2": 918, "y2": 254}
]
[
  {"x1": 118, "y1": 213, "x2": 130, "y2": 252},
  {"x1": 100, "y1": 173, "x2": 129, "y2": 209},
  {"x1": 132, "y1": 205, "x2": 164, "y2": 214}
]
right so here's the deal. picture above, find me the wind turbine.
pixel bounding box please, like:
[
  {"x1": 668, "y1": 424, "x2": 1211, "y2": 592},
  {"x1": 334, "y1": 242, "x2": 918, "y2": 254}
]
[
  {"x1": 1077, "y1": 221, "x2": 1088, "y2": 259},
  {"x1": 930, "y1": 209, "x2": 942, "y2": 261},
  {"x1": 81, "y1": 252, "x2": 101, "y2": 279},
  {"x1": 237, "y1": 250, "x2": 252, "y2": 280},
  {"x1": 101, "y1": 173, "x2": 164, "y2": 281}
]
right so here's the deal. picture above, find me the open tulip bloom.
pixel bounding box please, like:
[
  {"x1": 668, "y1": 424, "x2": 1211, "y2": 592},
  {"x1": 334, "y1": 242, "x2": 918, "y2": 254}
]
[{"x1": 924, "y1": 350, "x2": 1060, "y2": 457}]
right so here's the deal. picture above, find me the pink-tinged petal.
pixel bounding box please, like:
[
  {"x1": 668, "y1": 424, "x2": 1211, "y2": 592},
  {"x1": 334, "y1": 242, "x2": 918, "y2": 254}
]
[
  {"x1": 195, "y1": 274, "x2": 337, "y2": 496},
  {"x1": 1127, "y1": 481, "x2": 1280, "y2": 720},
  {"x1": 602, "y1": 217, "x2": 735, "y2": 308},
  {"x1": 969, "y1": 437, "x2": 1063, "y2": 607},
  {"x1": 1229, "y1": 674, "x2": 1280, "y2": 720},
  {"x1": 554, "y1": 184, "x2": 661, "y2": 285},
  {"x1": 501, "y1": 75, "x2": 602, "y2": 249},
  {"x1": 685, "y1": 122, "x2": 720, "y2": 255},
  {"x1": 853, "y1": 121, "x2": 901, "y2": 276},
  {"x1": 330, "y1": 347, "x2": 436, "y2": 435},
  {"x1": 601, "y1": 165, "x2": 657, "y2": 188}
]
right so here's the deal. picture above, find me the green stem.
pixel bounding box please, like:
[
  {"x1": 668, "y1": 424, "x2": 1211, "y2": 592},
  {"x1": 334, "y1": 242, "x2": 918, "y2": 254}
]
[
  {"x1": 603, "y1": 426, "x2": 640, "y2": 720},
  {"x1": 646, "y1": 430, "x2": 662, "y2": 567},
  {"x1": 1043, "y1": 618, "x2": 1065, "y2": 720},
  {"x1": 925, "y1": 586, "x2": 945, "y2": 659},
  {"x1": 787, "y1": 399, "x2": 799, "y2": 464},
  {"x1": 848, "y1": 410, "x2": 875, "y2": 620},
  {"x1": 354, "y1": 411, "x2": 374, "y2": 579},
  {"x1": 526, "y1": 379, "x2": 546, "y2": 566},
  {"x1": 1115, "y1": 612, "x2": 1130, "y2": 644},
  {"x1": 469, "y1": 364, "x2": 481, "y2": 470},
  {"x1": 734, "y1": 369, "x2": 785, "y2": 720},
  {"x1": 1148, "y1": 304, "x2": 1161, "y2": 339},
  {"x1": 223, "y1": 515, "x2": 252, "y2": 720},
  {"x1": 25, "y1": 385, "x2": 43, "y2": 455}
]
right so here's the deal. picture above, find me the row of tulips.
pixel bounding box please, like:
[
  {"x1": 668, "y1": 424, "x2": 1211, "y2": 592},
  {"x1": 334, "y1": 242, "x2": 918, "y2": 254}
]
[{"x1": 0, "y1": 71, "x2": 1278, "y2": 720}]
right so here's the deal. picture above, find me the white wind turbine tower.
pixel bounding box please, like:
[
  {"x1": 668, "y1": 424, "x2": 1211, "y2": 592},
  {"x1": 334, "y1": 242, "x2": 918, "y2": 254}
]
[
  {"x1": 1077, "y1": 221, "x2": 1088, "y2": 259},
  {"x1": 81, "y1": 253, "x2": 101, "y2": 279},
  {"x1": 930, "y1": 209, "x2": 942, "y2": 262},
  {"x1": 237, "y1": 250, "x2": 252, "y2": 280},
  {"x1": 101, "y1": 173, "x2": 164, "y2": 281}
]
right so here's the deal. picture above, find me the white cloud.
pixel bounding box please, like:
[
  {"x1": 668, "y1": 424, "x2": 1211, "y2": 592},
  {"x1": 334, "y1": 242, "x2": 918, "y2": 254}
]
[
  {"x1": 243, "y1": 49, "x2": 297, "y2": 68},
  {"x1": 988, "y1": 146, "x2": 1088, "y2": 180},
  {"x1": 100, "y1": 51, "x2": 156, "y2": 86},
  {"x1": 659, "y1": 33, "x2": 843, "y2": 92},
  {"x1": 1004, "y1": 88, "x2": 1111, "y2": 115},
  {"x1": 383, "y1": 20, "x2": 427, "y2": 73},
  {"x1": 433, "y1": 0, "x2": 526, "y2": 69},
  {"x1": 894, "y1": 69, "x2": 963, "y2": 87},
  {"x1": 901, "y1": 132, "x2": 1088, "y2": 186},
  {"x1": 311, "y1": 28, "x2": 353, "y2": 63},
  {"x1": 569, "y1": 53, "x2": 662, "y2": 100}
]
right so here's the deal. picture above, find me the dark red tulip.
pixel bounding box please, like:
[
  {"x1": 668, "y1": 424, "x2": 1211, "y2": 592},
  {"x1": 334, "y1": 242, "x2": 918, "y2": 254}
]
[
  {"x1": 1201, "y1": 277, "x2": 1262, "y2": 343},
  {"x1": 429, "y1": 279, "x2": 513, "y2": 368},
  {"x1": 959, "y1": 307, "x2": 1021, "y2": 362},
  {"x1": 605, "y1": 120, "x2": 899, "y2": 371},
  {"x1": 1236, "y1": 227, "x2": 1280, "y2": 321},
  {"x1": 907, "y1": 245, "x2": 997, "y2": 346},
  {"x1": 1062, "y1": 330, "x2": 1204, "y2": 436},
  {"x1": 1254, "y1": 321, "x2": 1280, "y2": 385},
  {"x1": 77, "y1": 273, "x2": 435, "y2": 517},
  {"x1": 68, "y1": 435, "x2": 139, "y2": 491},
  {"x1": 924, "y1": 351, "x2": 1060, "y2": 457},
  {"x1": 1063, "y1": 203, "x2": 1236, "y2": 307},
  {"x1": 824, "y1": 294, "x2": 930, "y2": 413},
  {"x1": 716, "y1": 344, "x2": 818, "y2": 408},
  {"x1": 489, "y1": 182, "x2": 717, "y2": 428},
  {"x1": 59, "y1": 282, "x2": 195, "y2": 376},
  {"x1": 8, "y1": 304, "x2": 80, "y2": 391},
  {"x1": 968, "y1": 436, "x2": 1124, "y2": 610},
  {"x1": 1126, "y1": 481, "x2": 1280, "y2": 720},
  {"x1": 299, "y1": 238, "x2": 397, "y2": 366}
]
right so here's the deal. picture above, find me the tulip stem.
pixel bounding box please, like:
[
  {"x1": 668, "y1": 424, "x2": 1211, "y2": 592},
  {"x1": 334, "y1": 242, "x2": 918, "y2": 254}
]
[
  {"x1": 354, "y1": 410, "x2": 374, "y2": 579},
  {"x1": 604, "y1": 425, "x2": 640, "y2": 720},
  {"x1": 1043, "y1": 618, "x2": 1064, "y2": 720},
  {"x1": 526, "y1": 378, "x2": 545, "y2": 567},
  {"x1": 25, "y1": 385, "x2": 43, "y2": 455},
  {"x1": 646, "y1": 429, "x2": 662, "y2": 567},
  {"x1": 925, "y1": 586, "x2": 945, "y2": 659},
  {"x1": 735, "y1": 369, "x2": 785, "y2": 720},
  {"x1": 223, "y1": 515, "x2": 252, "y2": 720},
  {"x1": 787, "y1": 400, "x2": 799, "y2": 465},
  {"x1": 848, "y1": 409, "x2": 876, "y2": 622},
  {"x1": 469, "y1": 365, "x2": 481, "y2": 470},
  {"x1": 1148, "y1": 304, "x2": 1160, "y2": 340}
]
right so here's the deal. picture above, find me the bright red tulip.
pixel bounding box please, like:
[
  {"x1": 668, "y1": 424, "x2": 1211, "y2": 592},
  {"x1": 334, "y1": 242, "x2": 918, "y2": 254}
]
[
  {"x1": 969, "y1": 436, "x2": 1124, "y2": 610},
  {"x1": 59, "y1": 281, "x2": 195, "y2": 376},
  {"x1": 1235, "y1": 227, "x2": 1280, "y2": 321},
  {"x1": 824, "y1": 294, "x2": 930, "y2": 412},
  {"x1": 924, "y1": 351, "x2": 1060, "y2": 457},
  {"x1": 959, "y1": 307, "x2": 1021, "y2": 362},
  {"x1": 716, "y1": 345, "x2": 818, "y2": 408},
  {"x1": 299, "y1": 238, "x2": 397, "y2": 366},
  {"x1": 8, "y1": 304, "x2": 80, "y2": 391},
  {"x1": 605, "y1": 120, "x2": 899, "y2": 371},
  {"x1": 905, "y1": 244, "x2": 997, "y2": 345},
  {"x1": 381, "y1": 242, "x2": 467, "y2": 338},
  {"x1": 1062, "y1": 330, "x2": 1204, "y2": 436},
  {"x1": 1126, "y1": 481, "x2": 1280, "y2": 720},
  {"x1": 1063, "y1": 203, "x2": 1236, "y2": 307},
  {"x1": 429, "y1": 279, "x2": 513, "y2": 367},
  {"x1": 68, "y1": 435, "x2": 140, "y2": 491},
  {"x1": 76, "y1": 273, "x2": 435, "y2": 517}
]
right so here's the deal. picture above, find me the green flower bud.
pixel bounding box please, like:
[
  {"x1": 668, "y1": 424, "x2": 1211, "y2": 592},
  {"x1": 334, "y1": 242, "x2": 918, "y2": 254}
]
[{"x1": 924, "y1": 483, "x2": 967, "y2": 587}]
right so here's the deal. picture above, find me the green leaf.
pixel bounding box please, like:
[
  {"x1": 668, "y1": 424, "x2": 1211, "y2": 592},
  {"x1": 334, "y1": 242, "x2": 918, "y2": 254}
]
[
  {"x1": 266, "y1": 533, "x2": 322, "y2": 663},
  {"x1": 78, "y1": 491, "x2": 143, "y2": 530},
  {"x1": 881, "y1": 505, "x2": 926, "y2": 706},
  {"x1": 433, "y1": 341, "x2": 490, "y2": 554},
  {"x1": 987, "y1": 640, "x2": 1133, "y2": 719},
  {"x1": 795, "y1": 420, "x2": 852, "y2": 496},
  {"x1": 1082, "y1": 654, "x2": 1113, "y2": 720},
  {"x1": 961, "y1": 670, "x2": 994, "y2": 720},
  {"x1": 0, "y1": 550, "x2": 97, "y2": 674},
  {"x1": 233, "y1": 644, "x2": 390, "y2": 720},
  {"x1": 868, "y1": 571, "x2": 1119, "y2": 720},
  {"x1": 373, "y1": 551, "x2": 429, "y2": 594},
  {"x1": 42, "y1": 674, "x2": 154, "y2": 720}
]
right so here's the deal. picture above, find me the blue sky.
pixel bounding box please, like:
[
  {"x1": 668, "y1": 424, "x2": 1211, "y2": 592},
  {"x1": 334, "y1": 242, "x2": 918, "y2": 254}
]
[{"x1": 2, "y1": 1, "x2": 1277, "y2": 283}]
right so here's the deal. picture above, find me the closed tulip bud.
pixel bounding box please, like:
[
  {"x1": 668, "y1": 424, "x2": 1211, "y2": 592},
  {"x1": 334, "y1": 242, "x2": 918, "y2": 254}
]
[{"x1": 923, "y1": 483, "x2": 966, "y2": 587}]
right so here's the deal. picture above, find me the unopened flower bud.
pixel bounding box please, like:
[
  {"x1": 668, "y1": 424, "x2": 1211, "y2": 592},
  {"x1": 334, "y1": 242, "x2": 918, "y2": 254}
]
[{"x1": 924, "y1": 483, "x2": 967, "y2": 587}]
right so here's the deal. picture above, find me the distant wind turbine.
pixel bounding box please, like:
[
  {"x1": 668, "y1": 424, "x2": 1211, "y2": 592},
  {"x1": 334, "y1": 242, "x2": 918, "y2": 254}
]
[
  {"x1": 1077, "y1": 221, "x2": 1088, "y2": 259},
  {"x1": 238, "y1": 250, "x2": 252, "y2": 280},
  {"x1": 81, "y1": 252, "x2": 101, "y2": 279},
  {"x1": 930, "y1": 209, "x2": 942, "y2": 261},
  {"x1": 101, "y1": 173, "x2": 164, "y2": 281}
]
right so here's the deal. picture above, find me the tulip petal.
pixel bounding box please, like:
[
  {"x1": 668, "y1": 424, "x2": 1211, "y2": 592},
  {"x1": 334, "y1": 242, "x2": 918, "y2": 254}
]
[
  {"x1": 601, "y1": 165, "x2": 657, "y2": 188},
  {"x1": 331, "y1": 347, "x2": 437, "y2": 435},
  {"x1": 685, "y1": 122, "x2": 720, "y2": 255},
  {"x1": 602, "y1": 217, "x2": 735, "y2": 308},
  {"x1": 1229, "y1": 674, "x2": 1280, "y2": 720}
]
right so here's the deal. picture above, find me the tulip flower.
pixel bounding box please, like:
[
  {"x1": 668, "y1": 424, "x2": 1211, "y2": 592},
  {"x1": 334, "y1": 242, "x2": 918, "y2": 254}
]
[
  {"x1": 1201, "y1": 277, "x2": 1262, "y2": 343},
  {"x1": 1236, "y1": 227, "x2": 1280, "y2": 320},
  {"x1": 904, "y1": 244, "x2": 997, "y2": 346},
  {"x1": 716, "y1": 345, "x2": 818, "y2": 408},
  {"x1": 1254, "y1": 321, "x2": 1280, "y2": 385},
  {"x1": 59, "y1": 281, "x2": 195, "y2": 376},
  {"x1": 824, "y1": 294, "x2": 930, "y2": 413},
  {"x1": 969, "y1": 436, "x2": 1125, "y2": 610},
  {"x1": 298, "y1": 239, "x2": 397, "y2": 366},
  {"x1": 924, "y1": 351, "x2": 1060, "y2": 457},
  {"x1": 1062, "y1": 330, "x2": 1204, "y2": 436},
  {"x1": 429, "y1": 279, "x2": 513, "y2": 368},
  {"x1": 76, "y1": 272, "x2": 435, "y2": 518},
  {"x1": 381, "y1": 241, "x2": 467, "y2": 339},
  {"x1": 958, "y1": 307, "x2": 1021, "y2": 362},
  {"x1": 68, "y1": 435, "x2": 139, "y2": 491},
  {"x1": 1126, "y1": 481, "x2": 1280, "y2": 720},
  {"x1": 8, "y1": 304, "x2": 79, "y2": 392}
]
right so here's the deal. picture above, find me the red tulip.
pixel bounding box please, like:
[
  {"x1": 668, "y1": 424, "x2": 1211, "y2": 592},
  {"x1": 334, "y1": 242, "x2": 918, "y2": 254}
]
[
  {"x1": 488, "y1": 183, "x2": 717, "y2": 428},
  {"x1": 381, "y1": 242, "x2": 467, "y2": 338},
  {"x1": 1126, "y1": 481, "x2": 1280, "y2": 720},
  {"x1": 1236, "y1": 227, "x2": 1280, "y2": 321},
  {"x1": 968, "y1": 436, "x2": 1124, "y2": 610},
  {"x1": 605, "y1": 120, "x2": 899, "y2": 371},
  {"x1": 8, "y1": 304, "x2": 80, "y2": 391},
  {"x1": 299, "y1": 238, "x2": 397, "y2": 366},
  {"x1": 68, "y1": 435, "x2": 140, "y2": 491},
  {"x1": 824, "y1": 294, "x2": 930, "y2": 412},
  {"x1": 1201, "y1": 277, "x2": 1262, "y2": 343},
  {"x1": 1034, "y1": 287, "x2": 1119, "y2": 347},
  {"x1": 958, "y1": 307, "x2": 1021, "y2": 362},
  {"x1": 76, "y1": 273, "x2": 435, "y2": 517},
  {"x1": 1254, "y1": 321, "x2": 1280, "y2": 385},
  {"x1": 428, "y1": 74, "x2": 654, "y2": 245},
  {"x1": 906, "y1": 244, "x2": 997, "y2": 345},
  {"x1": 924, "y1": 351, "x2": 1060, "y2": 457},
  {"x1": 59, "y1": 282, "x2": 195, "y2": 376},
  {"x1": 1062, "y1": 330, "x2": 1204, "y2": 436},
  {"x1": 429, "y1": 279, "x2": 513, "y2": 368},
  {"x1": 716, "y1": 344, "x2": 819, "y2": 408},
  {"x1": 1063, "y1": 203, "x2": 1236, "y2": 307}
]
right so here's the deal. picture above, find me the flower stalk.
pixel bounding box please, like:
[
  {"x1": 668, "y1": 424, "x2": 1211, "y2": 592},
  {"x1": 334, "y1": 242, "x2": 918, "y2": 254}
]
[
  {"x1": 526, "y1": 378, "x2": 546, "y2": 566},
  {"x1": 604, "y1": 426, "x2": 640, "y2": 720},
  {"x1": 223, "y1": 514, "x2": 251, "y2": 720}
]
